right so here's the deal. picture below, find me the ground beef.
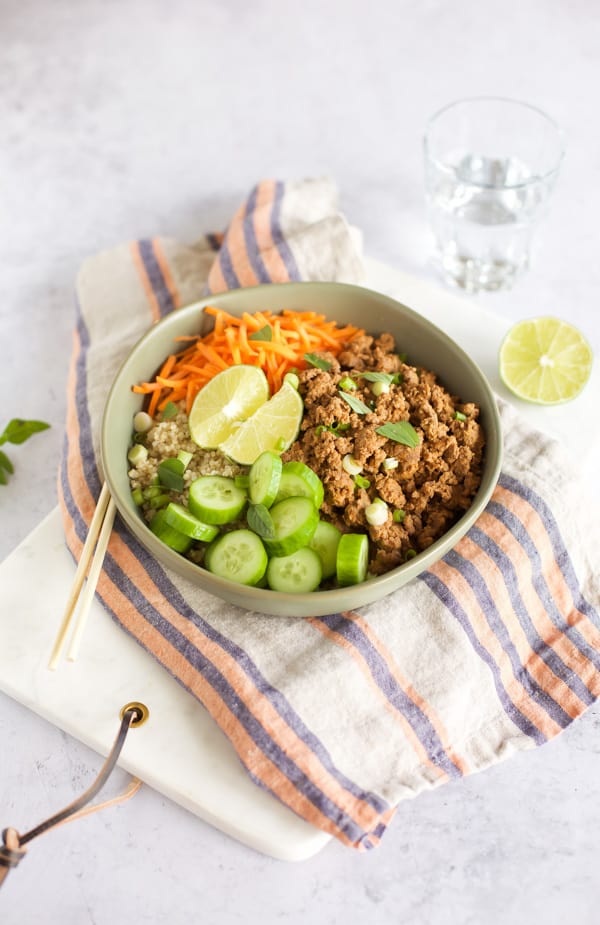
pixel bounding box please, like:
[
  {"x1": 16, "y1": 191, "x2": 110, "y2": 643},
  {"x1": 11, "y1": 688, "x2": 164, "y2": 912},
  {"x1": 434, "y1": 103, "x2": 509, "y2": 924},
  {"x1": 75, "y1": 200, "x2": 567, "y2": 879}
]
[{"x1": 282, "y1": 333, "x2": 485, "y2": 576}]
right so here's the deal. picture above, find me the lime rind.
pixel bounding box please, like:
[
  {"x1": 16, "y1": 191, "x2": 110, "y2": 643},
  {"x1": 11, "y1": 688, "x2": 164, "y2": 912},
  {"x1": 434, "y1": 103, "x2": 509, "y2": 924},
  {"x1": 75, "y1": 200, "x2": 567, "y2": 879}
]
[
  {"x1": 188, "y1": 365, "x2": 269, "y2": 448},
  {"x1": 218, "y1": 382, "x2": 304, "y2": 465},
  {"x1": 499, "y1": 316, "x2": 593, "y2": 405}
]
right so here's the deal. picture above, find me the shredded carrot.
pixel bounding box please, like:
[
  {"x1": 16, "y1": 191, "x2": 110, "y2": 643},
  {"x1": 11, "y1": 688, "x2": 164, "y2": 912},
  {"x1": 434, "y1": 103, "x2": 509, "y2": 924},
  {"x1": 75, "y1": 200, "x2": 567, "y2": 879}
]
[{"x1": 133, "y1": 307, "x2": 365, "y2": 410}]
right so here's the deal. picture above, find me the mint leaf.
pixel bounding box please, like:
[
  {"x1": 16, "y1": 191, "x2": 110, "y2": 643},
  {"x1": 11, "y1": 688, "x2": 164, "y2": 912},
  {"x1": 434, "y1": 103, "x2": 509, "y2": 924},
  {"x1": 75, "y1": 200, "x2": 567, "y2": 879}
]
[
  {"x1": 247, "y1": 503, "x2": 276, "y2": 539},
  {"x1": 0, "y1": 418, "x2": 50, "y2": 446},
  {"x1": 249, "y1": 324, "x2": 273, "y2": 342},
  {"x1": 0, "y1": 419, "x2": 50, "y2": 485},
  {"x1": 0, "y1": 450, "x2": 14, "y2": 474},
  {"x1": 358, "y1": 372, "x2": 395, "y2": 385},
  {"x1": 161, "y1": 401, "x2": 179, "y2": 420},
  {"x1": 304, "y1": 353, "x2": 332, "y2": 371},
  {"x1": 376, "y1": 421, "x2": 420, "y2": 447},
  {"x1": 339, "y1": 392, "x2": 372, "y2": 415}
]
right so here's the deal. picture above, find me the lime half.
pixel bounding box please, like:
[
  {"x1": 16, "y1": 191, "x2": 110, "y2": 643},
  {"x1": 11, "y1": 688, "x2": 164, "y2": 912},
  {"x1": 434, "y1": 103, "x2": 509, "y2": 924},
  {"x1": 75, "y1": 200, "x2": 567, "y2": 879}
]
[
  {"x1": 188, "y1": 365, "x2": 269, "y2": 448},
  {"x1": 499, "y1": 317, "x2": 593, "y2": 405},
  {"x1": 219, "y1": 382, "x2": 304, "y2": 465}
]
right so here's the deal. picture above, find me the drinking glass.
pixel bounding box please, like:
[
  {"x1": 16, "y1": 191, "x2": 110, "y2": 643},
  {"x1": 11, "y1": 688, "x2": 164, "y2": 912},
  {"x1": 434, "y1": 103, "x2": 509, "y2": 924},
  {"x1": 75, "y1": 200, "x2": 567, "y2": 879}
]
[{"x1": 423, "y1": 97, "x2": 565, "y2": 292}]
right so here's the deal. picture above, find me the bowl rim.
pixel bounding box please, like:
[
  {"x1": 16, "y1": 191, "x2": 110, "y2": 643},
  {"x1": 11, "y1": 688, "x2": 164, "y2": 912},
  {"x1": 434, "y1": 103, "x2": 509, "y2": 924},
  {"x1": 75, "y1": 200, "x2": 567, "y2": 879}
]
[{"x1": 101, "y1": 280, "x2": 503, "y2": 616}]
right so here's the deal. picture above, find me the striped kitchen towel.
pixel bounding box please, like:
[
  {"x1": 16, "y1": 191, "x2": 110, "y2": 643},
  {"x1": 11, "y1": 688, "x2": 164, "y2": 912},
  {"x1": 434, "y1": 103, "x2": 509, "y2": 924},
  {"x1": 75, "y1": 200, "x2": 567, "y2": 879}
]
[{"x1": 59, "y1": 176, "x2": 600, "y2": 851}]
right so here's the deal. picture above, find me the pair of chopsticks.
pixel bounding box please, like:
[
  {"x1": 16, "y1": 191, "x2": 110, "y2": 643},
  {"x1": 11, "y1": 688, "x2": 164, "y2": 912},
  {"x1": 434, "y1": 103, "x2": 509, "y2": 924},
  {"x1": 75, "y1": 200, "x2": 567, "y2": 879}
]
[{"x1": 48, "y1": 482, "x2": 116, "y2": 670}]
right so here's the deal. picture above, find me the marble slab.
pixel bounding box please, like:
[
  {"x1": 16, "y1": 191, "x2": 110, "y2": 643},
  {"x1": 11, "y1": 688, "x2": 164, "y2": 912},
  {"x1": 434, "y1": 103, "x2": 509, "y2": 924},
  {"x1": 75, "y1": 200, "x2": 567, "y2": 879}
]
[{"x1": 0, "y1": 258, "x2": 597, "y2": 863}]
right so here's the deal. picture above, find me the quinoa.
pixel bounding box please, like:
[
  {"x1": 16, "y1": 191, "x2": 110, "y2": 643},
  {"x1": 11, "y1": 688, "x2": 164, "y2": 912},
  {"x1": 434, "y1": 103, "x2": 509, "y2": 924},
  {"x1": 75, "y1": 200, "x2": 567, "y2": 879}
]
[{"x1": 128, "y1": 404, "x2": 246, "y2": 524}]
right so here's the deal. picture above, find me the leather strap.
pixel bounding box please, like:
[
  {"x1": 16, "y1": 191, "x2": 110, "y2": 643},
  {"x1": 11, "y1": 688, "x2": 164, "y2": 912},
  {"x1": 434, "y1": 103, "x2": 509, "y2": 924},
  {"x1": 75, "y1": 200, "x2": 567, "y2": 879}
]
[{"x1": 0, "y1": 707, "x2": 142, "y2": 889}]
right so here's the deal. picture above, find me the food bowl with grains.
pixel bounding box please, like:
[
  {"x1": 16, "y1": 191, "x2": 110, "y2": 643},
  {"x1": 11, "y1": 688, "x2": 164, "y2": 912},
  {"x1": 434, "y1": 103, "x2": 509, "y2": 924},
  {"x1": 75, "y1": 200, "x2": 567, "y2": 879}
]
[{"x1": 101, "y1": 282, "x2": 502, "y2": 617}]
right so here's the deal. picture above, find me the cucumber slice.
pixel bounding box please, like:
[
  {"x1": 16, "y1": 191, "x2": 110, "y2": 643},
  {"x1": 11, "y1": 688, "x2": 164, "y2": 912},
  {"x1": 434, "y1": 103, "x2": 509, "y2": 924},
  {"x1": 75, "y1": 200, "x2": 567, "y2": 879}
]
[
  {"x1": 336, "y1": 533, "x2": 369, "y2": 586},
  {"x1": 263, "y1": 496, "x2": 319, "y2": 558},
  {"x1": 163, "y1": 502, "x2": 219, "y2": 542},
  {"x1": 204, "y1": 529, "x2": 268, "y2": 586},
  {"x1": 149, "y1": 509, "x2": 194, "y2": 553},
  {"x1": 309, "y1": 520, "x2": 342, "y2": 579},
  {"x1": 267, "y1": 547, "x2": 323, "y2": 593},
  {"x1": 275, "y1": 461, "x2": 324, "y2": 509},
  {"x1": 188, "y1": 475, "x2": 247, "y2": 524},
  {"x1": 248, "y1": 450, "x2": 282, "y2": 508}
]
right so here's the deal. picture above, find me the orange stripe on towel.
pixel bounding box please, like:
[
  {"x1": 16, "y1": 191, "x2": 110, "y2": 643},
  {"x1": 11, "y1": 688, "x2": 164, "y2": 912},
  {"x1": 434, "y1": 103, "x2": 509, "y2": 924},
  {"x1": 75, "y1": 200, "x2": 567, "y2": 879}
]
[
  {"x1": 251, "y1": 179, "x2": 292, "y2": 282},
  {"x1": 458, "y1": 532, "x2": 588, "y2": 719},
  {"x1": 493, "y1": 485, "x2": 600, "y2": 655},
  {"x1": 430, "y1": 558, "x2": 563, "y2": 740},
  {"x1": 92, "y1": 531, "x2": 384, "y2": 838},
  {"x1": 345, "y1": 612, "x2": 471, "y2": 776},
  {"x1": 478, "y1": 510, "x2": 600, "y2": 701},
  {"x1": 308, "y1": 618, "x2": 449, "y2": 784}
]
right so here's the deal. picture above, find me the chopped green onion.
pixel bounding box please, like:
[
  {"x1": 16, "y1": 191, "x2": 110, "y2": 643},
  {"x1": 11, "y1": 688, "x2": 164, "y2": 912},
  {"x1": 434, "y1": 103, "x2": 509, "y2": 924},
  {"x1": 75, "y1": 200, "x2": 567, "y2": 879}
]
[
  {"x1": 454, "y1": 411, "x2": 467, "y2": 422},
  {"x1": 127, "y1": 444, "x2": 148, "y2": 466},
  {"x1": 370, "y1": 380, "x2": 390, "y2": 397},
  {"x1": 161, "y1": 401, "x2": 179, "y2": 420},
  {"x1": 397, "y1": 352, "x2": 408, "y2": 363},
  {"x1": 343, "y1": 454, "x2": 363, "y2": 476},
  {"x1": 131, "y1": 487, "x2": 144, "y2": 506},
  {"x1": 235, "y1": 475, "x2": 250, "y2": 488},
  {"x1": 304, "y1": 353, "x2": 332, "y2": 371},
  {"x1": 134, "y1": 411, "x2": 153, "y2": 433},
  {"x1": 393, "y1": 509, "x2": 406, "y2": 523},
  {"x1": 404, "y1": 548, "x2": 417, "y2": 560},
  {"x1": 177, "y1": 450, "x2": 194, "y2": 469},
  {"x1": 146, "y1": 492, "x2": 171, "y2": 510},
  {"x1": 354, "y1": 474, "x2": 371, "y2": 490},
  {"x1": 143, "y1": 485, "x2": 164, "y2": 500},
  {"x1": 365, "y1": 499, "x2": 388, "y2": 526},
  {"x1": 382, "y1": 457, "x2": 398, "y2": 471},
  {"x1": 338, "y1": 376, "x2": 357, "y2": 391}
]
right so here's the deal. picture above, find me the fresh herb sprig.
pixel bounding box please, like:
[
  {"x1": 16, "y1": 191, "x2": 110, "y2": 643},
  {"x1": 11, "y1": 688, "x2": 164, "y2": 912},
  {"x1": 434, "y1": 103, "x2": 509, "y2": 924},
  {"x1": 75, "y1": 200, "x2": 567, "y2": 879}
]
[{"x1": 0, "y1": 419, "x2": 51, "y2": 485}]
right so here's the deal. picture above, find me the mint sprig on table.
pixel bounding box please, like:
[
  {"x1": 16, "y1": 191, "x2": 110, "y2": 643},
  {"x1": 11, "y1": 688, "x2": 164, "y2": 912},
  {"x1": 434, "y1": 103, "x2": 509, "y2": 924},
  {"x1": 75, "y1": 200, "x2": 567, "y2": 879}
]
[{"x1": 0, "y1": 418, "x2": 51, "y2": 485}]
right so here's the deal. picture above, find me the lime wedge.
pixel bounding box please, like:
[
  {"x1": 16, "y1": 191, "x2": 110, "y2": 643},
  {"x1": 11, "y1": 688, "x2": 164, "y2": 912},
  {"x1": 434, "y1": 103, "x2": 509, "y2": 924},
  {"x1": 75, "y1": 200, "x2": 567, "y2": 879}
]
[
  {"x1": 219, "y1": 382, "x2": 304, "y2": 465},
  {"x1": 499, "y1": 317, "x2": 593, "y2": 405},
  {"x1": 188, "y1": 365, "x2": 269, "y2": 448}
]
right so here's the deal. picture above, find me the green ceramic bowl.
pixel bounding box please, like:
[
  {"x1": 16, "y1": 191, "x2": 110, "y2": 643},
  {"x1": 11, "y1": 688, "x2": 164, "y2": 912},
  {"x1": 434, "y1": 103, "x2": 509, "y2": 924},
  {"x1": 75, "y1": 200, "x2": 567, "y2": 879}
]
[{"x1": 101, "y1": 281, "x2": 502, "y2": 616}]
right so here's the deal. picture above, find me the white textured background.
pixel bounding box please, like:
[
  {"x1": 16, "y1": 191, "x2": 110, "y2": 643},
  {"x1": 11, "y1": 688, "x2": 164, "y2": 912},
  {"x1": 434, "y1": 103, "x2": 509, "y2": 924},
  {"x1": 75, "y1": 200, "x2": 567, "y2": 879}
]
[{"x1": 1, "y1": 1, "x2": 599, "y2": 923}]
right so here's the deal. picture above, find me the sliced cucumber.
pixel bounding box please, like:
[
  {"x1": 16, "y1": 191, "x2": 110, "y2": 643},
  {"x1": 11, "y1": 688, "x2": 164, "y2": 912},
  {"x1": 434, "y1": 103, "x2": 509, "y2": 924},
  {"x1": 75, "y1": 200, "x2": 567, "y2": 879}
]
[
  {"x1": 275, "y1": 461, "x2": 324, "y2": 509},
  {"x1": 163, "y1": 502, "x2": 219, "y2": 542},
  {"x1": 267, "y1": 547, "x2": 323, "y2": 593},
  {"x1": 309, "y1": 520, "x2": 342, "y2": 579},
  {"x1": 149, "y1": 509, "x2": 194, "y2": 553},
  {"x1": 204, "y1": 529, "x2": 268, "y2": 586},
  {"x1": 248, "y1": 450, "x2": 282, "y2": 508},
  {"x1": 263, "y1": 496, "x2": 319, "y2": 558},
  {"x1": 336, "y1": 533, "x2": 369, "y2": 586},
  {"x1": 188, "y1": 475, "x2": 247, "y2": 524}
]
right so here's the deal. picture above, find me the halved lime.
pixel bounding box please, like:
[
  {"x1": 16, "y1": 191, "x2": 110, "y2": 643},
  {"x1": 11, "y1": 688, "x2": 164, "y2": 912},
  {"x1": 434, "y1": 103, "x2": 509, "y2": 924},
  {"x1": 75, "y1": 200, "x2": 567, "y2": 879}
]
[
  {"x1": 218, "y1": 382, "x2": 304, "y2": 465},
  {"x1": 499, "y1": 317, "x2": 593, "y2": 405},
  {"x1": 188, "y1": 365, "x2": 269, "y2": 448}
]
